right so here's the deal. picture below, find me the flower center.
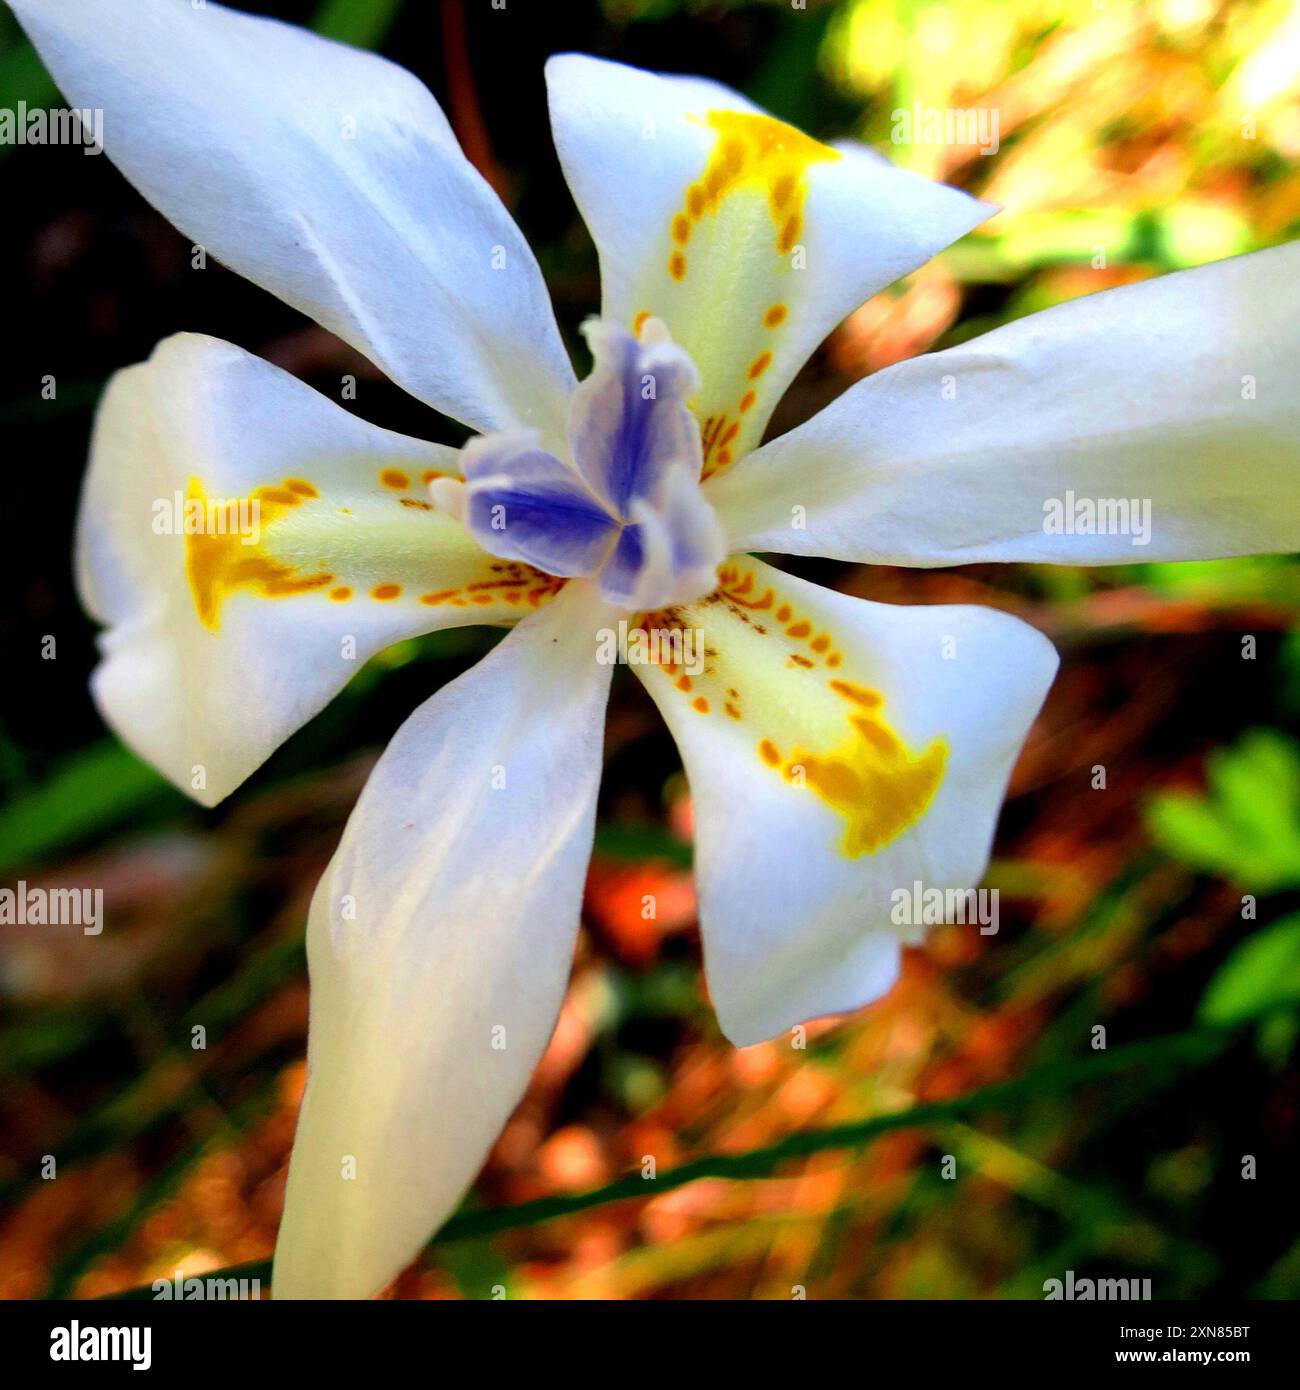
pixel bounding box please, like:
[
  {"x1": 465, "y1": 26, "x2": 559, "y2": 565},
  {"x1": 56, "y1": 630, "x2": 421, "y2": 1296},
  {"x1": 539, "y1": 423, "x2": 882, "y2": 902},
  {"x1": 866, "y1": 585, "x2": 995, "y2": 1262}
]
[{"x1": 430, "y1": 318, "x2": 724, "y2": 612}]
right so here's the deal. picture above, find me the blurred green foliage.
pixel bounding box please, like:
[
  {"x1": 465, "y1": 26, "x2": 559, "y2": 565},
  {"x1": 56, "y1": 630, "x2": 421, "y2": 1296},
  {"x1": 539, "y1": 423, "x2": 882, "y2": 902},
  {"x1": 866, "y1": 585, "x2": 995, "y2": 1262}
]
[
  {"x1": 1199, "y1": 911, "x2": 1300, "y2": 1025},
  {"x1": 0, "y1": 742, "x2": 180, "y2": 878},
  {"x1": 1147, "y1": 731, "x2": 1300, "y2": 892}
]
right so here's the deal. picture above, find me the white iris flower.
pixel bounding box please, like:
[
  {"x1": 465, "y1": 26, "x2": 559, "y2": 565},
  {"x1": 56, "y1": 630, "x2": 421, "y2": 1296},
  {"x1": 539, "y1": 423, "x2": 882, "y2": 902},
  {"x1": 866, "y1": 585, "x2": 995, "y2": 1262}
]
[{"x1": 12, "y1": 0, "x2": 1298, "y2": 1299}]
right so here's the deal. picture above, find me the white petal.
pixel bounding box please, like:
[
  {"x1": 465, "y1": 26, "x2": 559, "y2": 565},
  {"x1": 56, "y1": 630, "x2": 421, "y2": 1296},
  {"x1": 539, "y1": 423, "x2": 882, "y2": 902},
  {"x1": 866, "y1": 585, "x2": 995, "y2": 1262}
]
[
  {"x1": 712, "y1": 242, "x2": 1300, "y2": 565},
  {"x1": 546, "y1": 54, "x2": 989, "y2": 471},
  {"x1": 633, "y1": 558, "x2": 1057, "y2": 1045},
  {"x1": 13, "y1": 0, "x2": 574, "y2": 441},
  {"x1": 273, "y1": 581, "x2": 614, "y2": 1299},
  {"x1": 81, "y1": 334, "x2": 563, "y2": 806}
]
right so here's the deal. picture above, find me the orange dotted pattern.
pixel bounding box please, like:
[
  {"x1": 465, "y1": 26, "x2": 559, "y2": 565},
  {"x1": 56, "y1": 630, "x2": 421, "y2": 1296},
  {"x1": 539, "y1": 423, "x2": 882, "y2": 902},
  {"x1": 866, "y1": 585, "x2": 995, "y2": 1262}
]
[
  {"x1": 418, "y1": 564, "x2": 564, "y2": 611},
  {"x1": 698, "y1": 310, "x2": 785, "y2": 481},
  {"x1": 666, "y1": 109, "x2": 839, "y2": 284},
  {"x1": 637, "y1": 562, "x2": 947, "y2": 858},
  {"x1": 184, "y1": 467, "x2": 559, "y2": 632},
  {"x1": 657, "y1": 109, "x2": 839, "y2": 483}
]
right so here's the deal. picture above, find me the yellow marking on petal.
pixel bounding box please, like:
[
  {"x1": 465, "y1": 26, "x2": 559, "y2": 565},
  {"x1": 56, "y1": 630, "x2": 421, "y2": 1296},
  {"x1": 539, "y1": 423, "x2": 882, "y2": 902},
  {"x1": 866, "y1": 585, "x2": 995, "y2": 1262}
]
[
  {"x1": 371, "y1": 583, "x2": 402, "y2": 601},
  {"x1": 658, "y1": 564, "x2": 948, "y2": 860},
  {"x1": 380, "y1": 469, "x2": 410, "y2": 491},
  {"x1": 789, "y1": 682, "x2": 947, "y2": 858},
  {"x1": 669, "y1": 110, "x2": 840, "y2": 281},
  {"x1": 777, "y1": 212, "x2": 801, "y2": 255},
  {"x1": 647, "y1": 117, "x2": 840, "y2": 482},
  {"x1": 330, "y1": 586, "x2": 352, "y2": 602},
  {"x1": 829, "y1": 679, "x2": 882, "y2": 709},
  {"x1": 184, "y1": 476, "x2": 332, "y2": 633},
  {"x1": 633, "y1": 310, "x2": 651, "y2": 336}
]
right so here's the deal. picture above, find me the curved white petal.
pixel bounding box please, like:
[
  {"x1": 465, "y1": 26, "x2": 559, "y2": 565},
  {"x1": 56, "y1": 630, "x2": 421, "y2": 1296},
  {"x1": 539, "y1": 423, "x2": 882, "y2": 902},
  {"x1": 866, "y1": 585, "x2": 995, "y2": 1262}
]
[
  {"x1": 633, "y1": 558, "x2": 1057, "y2": 1045},
  {"x1": 546, "y1": 54, "x2": 989, "y2": 472},
  {"x1": 82, "y1": 333, "x2": 562, "y2": 807},
  {"x1": 273, "y1": 582, "x2": 614, "y2": 1299},
  {"x1": 712, "y1": 242, "x2": 1300, "y2": 565},
  {"x1": 13, "y1": 0, "x2": 574, "y2": 441}
]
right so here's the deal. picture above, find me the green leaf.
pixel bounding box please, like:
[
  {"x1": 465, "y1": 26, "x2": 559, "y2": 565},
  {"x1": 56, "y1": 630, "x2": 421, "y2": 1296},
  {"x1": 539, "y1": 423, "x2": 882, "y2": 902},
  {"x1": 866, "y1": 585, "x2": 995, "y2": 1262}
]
[
  {"x1": 310, "y1": 0, "x2": 405, "y2": 48},
  {"x1": 1146, "y1": 795, "x2": 1245, "y2": 880},
  {"x1": 0, "y1": 740, "x2": 184, "y2": 875},
  {"x1": 1145, "y1": 730, "x2": 1300, "y2": 891},
  {"x1": 0, "y1": 11, "x2": 59, "y2": 109},
  {"x1": 0, "y1": 14, "x2": 59, "y2": 162},
  {"x1": 1198, "y1": 912, "x2": 1300, "y2": 1027}
]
